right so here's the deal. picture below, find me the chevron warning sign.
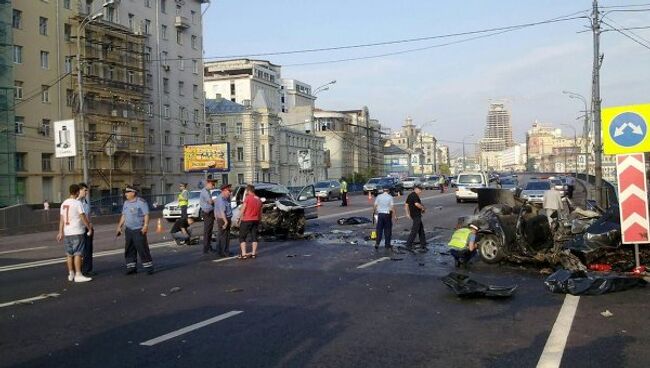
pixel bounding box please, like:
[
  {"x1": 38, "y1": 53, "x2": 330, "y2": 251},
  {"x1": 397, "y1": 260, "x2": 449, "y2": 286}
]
[{"x1": 616, "y1": 154, "x2": 650, "y2": 244}]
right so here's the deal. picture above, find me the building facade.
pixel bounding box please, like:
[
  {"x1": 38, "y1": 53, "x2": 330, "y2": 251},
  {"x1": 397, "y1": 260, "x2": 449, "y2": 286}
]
[{"x1": 480, "y1": 102, "x2": 514, "y2": 152}]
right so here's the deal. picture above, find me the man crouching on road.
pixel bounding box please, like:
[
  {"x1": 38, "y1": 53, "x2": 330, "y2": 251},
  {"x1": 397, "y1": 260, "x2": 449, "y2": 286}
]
[
  {"x1": 171, "y1": 216, "x2": 195, "y2": 245},
  {"x1": 448, "y1": 224, "x2": 479, "y2": 268},
  {"x1": 116, "y1": 185, "x2": 154, "y2": 275},
  {"x1": 57, "y1": 184, "x2": 93, "y2": 283}
]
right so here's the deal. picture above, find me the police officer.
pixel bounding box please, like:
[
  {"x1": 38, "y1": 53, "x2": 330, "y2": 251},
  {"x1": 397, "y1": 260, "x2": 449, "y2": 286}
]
[
  {"x1": 116, "y1": 185, "x2": 154, "y2": 275},
  {"x1": 178, "y1": 183, "x2": 189, "y2": 219},
  {"x1": 448, "y1": 224, "x2": 479, "y2": 268},
  {"x1": 340, "y1": 177, "x2": 348, "y2": 207},
  {"x1": 78, "y1": 183, "x2": 95, "y2": 276},
  {"x1": 200, "y1": 179, "x2": 216, "y2": 254}
]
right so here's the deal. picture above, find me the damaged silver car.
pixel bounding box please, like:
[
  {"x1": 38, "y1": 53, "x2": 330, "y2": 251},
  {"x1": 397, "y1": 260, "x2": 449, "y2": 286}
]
[{"x1": 230, "y1": 183, "x2": 318, "y2": 236}]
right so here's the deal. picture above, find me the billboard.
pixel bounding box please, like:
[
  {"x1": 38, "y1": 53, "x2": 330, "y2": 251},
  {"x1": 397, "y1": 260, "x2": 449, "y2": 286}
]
[
  {"x1": 54, "y1": 119, "x2": 77, "y2": 158},
  {"x1": 183, "y1": 143, "x2": 230, "y2": 172},
  {"x1": 297, "y1": 149, "x2": 311, "y2": 170}
]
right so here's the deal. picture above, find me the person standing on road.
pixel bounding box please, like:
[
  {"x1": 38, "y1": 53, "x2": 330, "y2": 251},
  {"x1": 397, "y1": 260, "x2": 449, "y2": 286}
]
[
  {"x1": 448, "y1": 224, "x2": 479, "y2": 268},
  {"x1": 373, "y1": 187, "x2": 397, "y2": 250},
  {"x1": 215, "y1": 184, "x2": 233, "y2": 257},
  {"x1": 116, "y1": 185, "x2": 154, "y2": 275},
  {"x1": 56, "y1": 184, "x2": 93, "y2": 283},
  {"x1": 438, "y1": 175, "x2": 446, "y2": 193},
  {"x1": 170, "y1": 217, "x2": 195, "y2": 245},
  {"x1": 178, "y1": 183, "x2": 189, "y2": 219},
  {"x1": 78, "y1": 183, "x2": 95, "y2": 277},
  {"x1": 340, "y1": 177, "x2": 348, "y2": 207},
  {"x1": 566, "y1": 175, "x2": 576, "y2": 199},
  {"x1": 237, "y1": 184, "x2": 263, "y2": 259},
  {"x1": 404, "y1": 184, "x2": 427, "y2": 250},
  {"x1": 200, "y1": 179, "x2": 216, "y2": 254}
]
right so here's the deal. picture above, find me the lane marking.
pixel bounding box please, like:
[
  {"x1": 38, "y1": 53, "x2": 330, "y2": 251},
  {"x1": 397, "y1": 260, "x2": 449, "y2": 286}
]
[
  {"x1": 537, "y1": 295, "x2": 580, "y2": 368},
  {"x1": 357, "y1": 257, "x2": 390, "y2": 269},
  {"x1": 0, "y1": 242, "x2": 174, "y2": 273},
  {"x1": 0, "y1": 293, "x2": 60, "y2": 308},
  {"x1": 0, "y1": 246, "x2": 49, "y2": 255},
  {"x1": 212, "y1": 256, "x2": 238, "y2": 263},
  {"x1": 140, "y1": 310, "x2": 243, "y2": 346},
  {"x1": 319, "y1": 193, "x2": 453, "y2": 220}
]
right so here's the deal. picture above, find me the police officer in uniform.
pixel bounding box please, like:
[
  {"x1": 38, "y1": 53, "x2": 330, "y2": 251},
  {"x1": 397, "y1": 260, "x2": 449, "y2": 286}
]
[
  {"x1": 178, "y1": 183, "x2": 189, "y2": 219},
  {"x1": 448, "y1": 224, "x2": 479, "y2": 268},
  {"x1": 116, "y1": 185, "x2": 154, "y2": 275},
  {"x1": 340, "y1": 177, "x2": 348, "y2": 207}
]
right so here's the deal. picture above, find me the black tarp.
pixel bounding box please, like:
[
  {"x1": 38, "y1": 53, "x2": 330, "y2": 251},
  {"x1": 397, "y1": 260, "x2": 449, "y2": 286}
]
[
  {"x1": 544, "y1": 269, "x2": 646, "y2": 295},
  {"x1": 441, "y1": 272, "x2": 518, "y2": 298}
]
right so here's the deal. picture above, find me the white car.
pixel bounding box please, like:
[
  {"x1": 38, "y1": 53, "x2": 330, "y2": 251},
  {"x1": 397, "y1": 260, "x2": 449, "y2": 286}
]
[
  {"x1": 163, "y1": 189, "x2": 219, "y2": 221},
  {"x1": 455, "y1": 172, "x2": 489, "y2": 203},
  {"x1": 520, "y1": 180, "x2": 552, "y2": 204},
  {"x1": 402, "y1": 177, "x2": 422, "y2": 190}
]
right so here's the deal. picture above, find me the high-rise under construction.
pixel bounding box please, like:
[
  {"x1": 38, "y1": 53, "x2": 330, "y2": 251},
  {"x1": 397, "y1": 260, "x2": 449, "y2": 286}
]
[{"x1": 480, "y1": 102, "x2": 514, "y2": 152}]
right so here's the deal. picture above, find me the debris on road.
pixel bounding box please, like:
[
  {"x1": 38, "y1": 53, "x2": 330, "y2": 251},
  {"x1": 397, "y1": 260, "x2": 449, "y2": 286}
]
[
  {"x1": 337, "y1": 217, "x2": 372, "y2": 225},
  {"x1": 601, "y1": 310, "x2": 614, "y2": 318},
  {"x1": 169, "y1": 286, "x2": 182, "y2": 294},
  {"x1": 544, "y1": 269, "x2": 647, "y2": 295},
  {"x1": 441, "y1": 272, "x2": 517, "y2": 298},
  {"x1": 225, "y1": 288, "x2": 244, "y2": 293}
]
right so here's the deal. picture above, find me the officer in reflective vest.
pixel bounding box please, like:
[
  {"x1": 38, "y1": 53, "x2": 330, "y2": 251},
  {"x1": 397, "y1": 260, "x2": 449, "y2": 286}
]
[
  {"x1": 178, "y1": 183, "x2": 189, "y2": 219},
  {"x1": 448, "y1": 224, "x2": 479, "y2": 268},
  {"x1": 340, "y1": 178, "x2": 348, "y2": 207}
]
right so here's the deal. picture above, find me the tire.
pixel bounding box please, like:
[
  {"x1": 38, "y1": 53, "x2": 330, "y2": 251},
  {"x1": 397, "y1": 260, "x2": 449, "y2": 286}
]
[
  {"x1": 478, "y1": 234, "x2": 505, "y2": 264},
  {"x1": 456, "y1": 198, "x2": 460, "y2": 203}
]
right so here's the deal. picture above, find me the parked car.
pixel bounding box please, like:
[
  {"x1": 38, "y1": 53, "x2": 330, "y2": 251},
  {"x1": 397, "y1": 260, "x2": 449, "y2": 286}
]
[
  {"x1": 550, "y1": 178, "x2": 567, "y2": 194},
  {"x1": 402, "y1": 177, "x2": 422, "y2": 190},
  {"x1": 498, "y1": 176, "x2": 519, "y2": 192},
  {"x1": 422, "y1": 175, "x2": 441, "y2": 190},
  {"x1": 163, "y1": 189, "x2": 219, "y2": 221},
  {"x1": 363, "y1": 178, "x2": 384, "y2": 195},
  {"x1": 230, "y1": 183, "x2": 317, "y2": 236},
  {"x1": 455, "y1": 172, "x2": 489, "y2": 203},
  {"x1": 375, "y1": 177, "x2": 404, "y2": 196},
  {"x1": 520, "y1": 180, "x2": 552, "y2": 204},
  {"x1": 314, "y1": 180, "x2": 341, "y2": 201}
]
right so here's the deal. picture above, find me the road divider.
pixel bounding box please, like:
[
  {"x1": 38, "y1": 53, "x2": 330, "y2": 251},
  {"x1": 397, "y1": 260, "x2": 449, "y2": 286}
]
[{"x1": 140, "y1": 310, "x2": 243, "y2": 346}]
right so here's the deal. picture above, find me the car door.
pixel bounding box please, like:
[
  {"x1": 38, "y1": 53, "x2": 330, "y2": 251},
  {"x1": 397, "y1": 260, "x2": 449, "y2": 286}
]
[{"x1": 297, "y1": 184, "x2": 318, "y2": 219}]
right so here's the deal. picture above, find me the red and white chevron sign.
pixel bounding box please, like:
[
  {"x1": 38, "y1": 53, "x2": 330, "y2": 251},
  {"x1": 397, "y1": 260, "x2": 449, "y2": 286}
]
[{"x1": 616, "y1": 154, "x2": 650, "y2": 244}]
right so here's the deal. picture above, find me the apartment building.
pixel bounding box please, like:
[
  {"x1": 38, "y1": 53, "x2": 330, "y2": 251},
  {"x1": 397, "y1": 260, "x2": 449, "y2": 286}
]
[
  {"x1": 0, "y1": 1, "x2": 15, "y2": 206},
  {"x1": 278, "y1": 126, "x2": 326, "y2": 187}
]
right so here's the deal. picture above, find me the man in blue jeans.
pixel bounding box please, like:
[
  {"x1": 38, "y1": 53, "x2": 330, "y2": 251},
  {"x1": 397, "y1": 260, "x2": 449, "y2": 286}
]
[
  {"x1": 448, "y1": 224, "x2": 479, "y2": 268},
  {"x1": 373, "y1": 187, "x2": 397, "y2": 250}
]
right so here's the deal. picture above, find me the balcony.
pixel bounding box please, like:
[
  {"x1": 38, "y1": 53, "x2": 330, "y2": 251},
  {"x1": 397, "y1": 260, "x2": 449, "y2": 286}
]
[{"x1": 174, "y1": 16, "x2": 190, "y2": 29}]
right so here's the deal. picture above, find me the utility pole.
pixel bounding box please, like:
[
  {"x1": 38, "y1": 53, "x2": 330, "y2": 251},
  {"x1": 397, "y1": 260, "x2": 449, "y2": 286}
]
[{"x1": 592, "y1": 0, "x2": 604, "y2": 206}]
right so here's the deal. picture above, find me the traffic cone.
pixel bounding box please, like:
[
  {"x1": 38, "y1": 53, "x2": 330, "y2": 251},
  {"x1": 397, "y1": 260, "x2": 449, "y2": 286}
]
[
  {"x1": 156, "y1": 218, "x2": 163, "y2": 233},
  {"x1": 317, "y1": 196, "x2": 322, "y2": 207},
  {"x1": 367, "y1": 191, "x2": 372, "y2": 202}
]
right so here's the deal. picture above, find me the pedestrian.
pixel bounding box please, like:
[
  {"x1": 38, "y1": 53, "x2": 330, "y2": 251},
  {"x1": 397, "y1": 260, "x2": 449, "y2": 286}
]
[
  {"x1": 78, "y1": 183, "x2": 95, "y2": 276},
  {"x1": 170, "y1": 216, "x2": 195, "y2": 245},
  {"x1": 438, "y1": 175, "x2": 446, "y2": 193},
  {"x1": 237, "y1": 184, "x2": 263, "y2": 259},
  {"x1": 404, "y1": 184, "x2": 427, "y2": 250},
  {"x1": 565, "y1": 175, "x2": 576, "y2": 199},
  {"x1": 177, "y1": 183, "x2": 189, "y2": 219},
  {"x1": 448, "y1": 224, "x2": 479, "y2": 268},
  {"x1": 373, "y1": 187, "x2": 397, "y2": 250},
  {"x1": 200, "y1": 179, "x2": 216, "y2": 254},
  {"x1": 214, "y1": 183, "x2": 233, "y2": 257},
  {"x1": 116, "y1": 185, "x2": 154, "y2": 275},
  {"x1": 56, "y1": 184, "x2": 93, "y2": 283},
  {"x1": 340, "y1": 177, "x2": 348, "y2": 207}
]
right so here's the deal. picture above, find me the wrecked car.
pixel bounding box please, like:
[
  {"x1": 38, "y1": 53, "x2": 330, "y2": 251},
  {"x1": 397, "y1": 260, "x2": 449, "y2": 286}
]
[{"x1": 230, "y1": 183, "x2": 318, "y2": 236}]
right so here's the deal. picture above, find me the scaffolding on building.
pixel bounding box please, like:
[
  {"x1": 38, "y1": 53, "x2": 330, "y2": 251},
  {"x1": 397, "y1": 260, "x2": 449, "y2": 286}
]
[{"x1": 0, "y1": 0, "x2": 15, "y2": 206}]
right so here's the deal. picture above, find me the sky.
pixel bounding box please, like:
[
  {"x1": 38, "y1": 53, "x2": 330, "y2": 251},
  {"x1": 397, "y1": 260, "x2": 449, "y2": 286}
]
[{"x1": 202, "y1": 1, "x2": 650, "y2": 155}]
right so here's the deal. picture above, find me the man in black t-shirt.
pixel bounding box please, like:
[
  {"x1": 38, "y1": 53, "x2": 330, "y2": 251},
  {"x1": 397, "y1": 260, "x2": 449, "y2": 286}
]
[
  {"x1": 404, "y1": 184, "x2": 427, "y2": 249},
  {"x1": 171, "y1": 217, "x2": 195, "y2": 245}
]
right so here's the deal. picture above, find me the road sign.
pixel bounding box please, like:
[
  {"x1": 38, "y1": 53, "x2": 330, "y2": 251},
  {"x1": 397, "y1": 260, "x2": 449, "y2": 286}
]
[
  {"x1": 53, "y1": 119, "x2": 77, "y2": 158},
  {"x1": 603, "y1": 104, "x2": 650, "y2": 154},
  {"x1": 616, "y1": 154, "x2": 650, "y2": 244}
]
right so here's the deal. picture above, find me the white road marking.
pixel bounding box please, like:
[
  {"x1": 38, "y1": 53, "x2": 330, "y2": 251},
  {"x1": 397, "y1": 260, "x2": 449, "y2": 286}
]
[
  {"x1": 357, "y1": 256, "x2": 390, "y2": 269},
  {"x1": 0, "y1": 293, "x2": 60, "y2": 308},
  {"x1": 140, "y1": 310, "x2": 243, "y2": 346},
  {"x1": 212, "y1": 255, "x2": 238, "y2": 263},
  {"x1": 0, "y1": 246, "x2": 49, "y2": 255},
  {"x1": 537, "y1": 295, "x2": 581, "y2": 368},
  {"x1": 0, "y1": 242, "x2": 174, "y2": 273}
]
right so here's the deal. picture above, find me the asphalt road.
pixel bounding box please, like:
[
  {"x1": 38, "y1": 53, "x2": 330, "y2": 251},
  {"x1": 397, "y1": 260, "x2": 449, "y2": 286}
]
[{"x1": 0, "y1": 188, "x2": 648, "y2": 368}]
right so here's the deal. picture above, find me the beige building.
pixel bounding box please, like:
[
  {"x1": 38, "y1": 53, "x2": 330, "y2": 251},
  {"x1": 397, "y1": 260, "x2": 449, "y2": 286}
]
[{"x1": 387, "y1": 117, "x2": 445, "y2": 176}]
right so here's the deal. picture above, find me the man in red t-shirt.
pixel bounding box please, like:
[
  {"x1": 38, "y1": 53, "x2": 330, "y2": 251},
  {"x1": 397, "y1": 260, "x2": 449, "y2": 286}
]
[{"x1": 237, "y1": 184, "x2": 263, "y2": 258}]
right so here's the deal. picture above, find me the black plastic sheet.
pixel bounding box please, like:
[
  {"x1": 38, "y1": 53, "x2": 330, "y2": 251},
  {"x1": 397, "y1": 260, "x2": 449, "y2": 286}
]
[
  {"x1": 544, "y1": 269, "x2": 646, "y2": 295},
  {"x1": 441, "y1": 272, "x2": 517, "y2": 298},
  {"x1": 337, "y1": 217, "x2": 372, "y2": 225}
]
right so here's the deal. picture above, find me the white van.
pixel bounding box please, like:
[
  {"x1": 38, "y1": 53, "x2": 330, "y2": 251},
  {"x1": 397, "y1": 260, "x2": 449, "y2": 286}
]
[{"x1": 455, "y1": 172, "x2": 489, "y2": 203}]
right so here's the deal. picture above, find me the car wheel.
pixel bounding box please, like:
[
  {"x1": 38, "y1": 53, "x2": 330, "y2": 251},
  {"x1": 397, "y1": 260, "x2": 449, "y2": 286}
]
[{"x1": 478, "y1": 234, "x2": 505, "y2": 264}]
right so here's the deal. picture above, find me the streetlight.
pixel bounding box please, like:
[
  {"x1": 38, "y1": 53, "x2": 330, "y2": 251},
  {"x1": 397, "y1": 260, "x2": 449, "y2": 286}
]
[
  {"x1": 313, "y1": 80, "x2": 336, "y2": 95},
  {"x1": 561, "y1": 123, "x2": 578, "y2": 176},
  {"x1": 562, "y1": 90, "x2": 590, "y2": 178},
  {"x1": 462, "y1": 134, "x2": 474, "y2": 171}
]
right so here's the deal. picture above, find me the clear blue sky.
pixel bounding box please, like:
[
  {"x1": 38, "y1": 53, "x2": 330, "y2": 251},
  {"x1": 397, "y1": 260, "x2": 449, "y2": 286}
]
[{"x1": 202, "y1": 1, "x2": 650, "y2": 155}]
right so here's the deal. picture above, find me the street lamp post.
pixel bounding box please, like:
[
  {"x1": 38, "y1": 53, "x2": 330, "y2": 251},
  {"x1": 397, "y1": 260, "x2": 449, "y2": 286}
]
[
  {"x1": 313, "y1": 80, "x2": 336, "y2": 95},
  {"x1": 562, "y1": 91, "x2": 590, "y2": 178},
  {"x1": 462, "y1": 134, "x2": 474, "y2": 171}
]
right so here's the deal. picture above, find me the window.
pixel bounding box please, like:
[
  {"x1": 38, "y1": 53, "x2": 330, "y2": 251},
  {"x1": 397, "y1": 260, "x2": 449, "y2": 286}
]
[
  {"x1": 148, "y1": 129, "x2": 155, "y2": 144},
  {"x1": 63, "y1": 0, "x2": 70, "y2": 8},
  {"x1": 176, "y1": 4, "x2": 182, "y2": 15},
  {"x1": 176, "y1": 29, "x2": 183, "y2": 45},
  {"x1": 14, "y1": 81, "x2": 23, "y2": 100},
  {"x1": 149, "y1": 156, "x2": 155, "y2": 171},
  {"x1": 67, "y1": 157, "x2": 75, "y2": 171},
  {"x1": 144, "y1": 19, "x2": 151, "y2": 34},
  {"x1": 146, "y1": 73, "x2": 153, "y2": 86},
  {"x1": 192, "y1": 59, "x2": 198, "y2": 74},
  {"x1": 42, "y1": 153, "x2": 53, "y2": 172},
  {"x1": 164, "y1": 130, "x2": 170, "y2": 145},
  {"x1": 178, "y1": 56, "x2": 184, "y2": 70},
  {"x1": 238, "y1": 174, "x2": 244, "y2": 184},
  {"x1": 237, "y1": 147, "x2": 244, "y2": 161},
  {"x1": 191, "y1": 10, "x2": 196, "y2": 23},
  {"x1": 64, "y1": 23, "x2": 71, "y2": 41},
  {"x1": 230, "y1": 82, "x2": 235, "y2": 95},
  {"x1": 161, "y1": 0, "x2": 166, "y2": 13},
  {"x1": 131, "y1": 127, "x2": 138, "y2": 143},
  {"x1": 128, "y1": 14, "x2": 134, "y2": 30},
  {"x1": 41, "y1": 85, "x2": 49, "y2": 103},
  {"x1": 88, "y1": 124, "x2": 97, "y2": 141},
  {"x1": 13, "y1": 45, "x2": 22, "y2": 63},
  {"x1": 260, "y1": 123, "x2": 265, "y2": 135},
  {"x1": 12, "y1": 9, "x2": 21, "y2": 29},
  {"x1": 179, "y1": 158, "x2": 184, "y2": 171},
  {"x1": 41, "y1": 119, "x2": 51, "y2": 136},
  {"x1": 236, "y1": 122, "x2": 242, "y2": 135},
  {"x1": 105, "y1": 7, "x2": 117, "y2": 23},
  {"x1": 220, "y1": 123, "x2": 227, "y2": 135},
  {"x1": 165, "y1": 157, "x2": 172, "y2": 171},
  {"x1": 261, "y1": 144, "x2": 266, "y2": 160},
  {"x1": 15, "y1": 153, "x2": 26, "y2": 171},
  {"x1": 15, "y1": 116, "x2": 24, "y2": 134},
  {"x1": 161, "y1": 25, "x2": 168, "y2": 39},
  {"x1": 162, "y1": 78, "x2": 169, "y2": 93},
  {"x1": 40, "y1": 51, "x2": 49, "y2": 69},
  {"x1": 193, "y1": 109, "x2": 199, "y2": 123},
  {"x1": 178, "y1": 81, "x2": 184, "y2": 96},
  {"x1": 163, "y1": 104, "x2": 170, "y2": 118},
  {"x1": 39, "y1": 17, "x2": 48, "y2": 35},
  {"x1": 179, "y1": 134, "x2": 185, "y2": 146},
  {"x1": 145, "y1": 46, "x2": 152, "y2": 62},
  {"x1": 192, "y1": 84, "x2": 198, "y2": 98},
  {"x1": 64, "y1": 56, "x2": 73, "y2": 72},
  {"x1": 127, "y1": 71, "x2": 134, "y2": 84},
  {"x1": 161, "y1": 51, "x2": 168, "y2": 66},
  {"x1": 147, "y1": 102, "x2": 153, "y2": 117},
  {"x1": 191, "y1": 35, "x2": 197, "y2": 49},
  {"x1": 205, "y1": 123, "x2": 212, "y2": 136},
  {"x1": 145, "y1": 0, "x2": 151, "y2": 7},
  {"x1": 66, "y1": 89, "x2": 74, "y2": 106},
  {"x1": 222, "y1": 174, "x2": 228, "y2": 185},
  {"x1": 179, "y1": 106, "x2": 186, "y2": 123}
]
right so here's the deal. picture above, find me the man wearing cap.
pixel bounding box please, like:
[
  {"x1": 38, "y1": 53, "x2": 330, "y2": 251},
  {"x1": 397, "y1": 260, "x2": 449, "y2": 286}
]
[
  {"x1": 448, "y1": 224, "x2": 480, "y2": 268},
  {"x1": 373, "y1": 187, "x2": 397, "y2": 250},
  {"x1": 178, "y1": 183, "x2": 189, "y2": 219},
  {"x1": 404, "y1": 184, "x2": 427, "y2": 250},
  {"x1": 200, "y1": 179, "x2": 216, "y2": 254},
  {"x1": 116, "y1": 185, "x2": 154, "y2": 275},
  {"x1": 214, "y1": 183, "x2": 233, "y2": 257}
]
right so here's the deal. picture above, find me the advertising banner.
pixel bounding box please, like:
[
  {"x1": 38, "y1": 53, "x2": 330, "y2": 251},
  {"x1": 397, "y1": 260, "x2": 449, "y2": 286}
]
[
  {"x1": 298, "y1": 149, "x2": 311, "y2": 170},
  {"x1": 183, "y1": 143, "x2": 230, "y2": 172},
  {"x1": 54, "y1": 119, "x2": 77, "y2": 158}
]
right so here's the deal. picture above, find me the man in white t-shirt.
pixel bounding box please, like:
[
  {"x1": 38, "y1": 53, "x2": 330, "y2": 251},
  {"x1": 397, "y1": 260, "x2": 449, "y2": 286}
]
[{"x1": 57, "y1": 184, "x2": 93, "y2": 283}]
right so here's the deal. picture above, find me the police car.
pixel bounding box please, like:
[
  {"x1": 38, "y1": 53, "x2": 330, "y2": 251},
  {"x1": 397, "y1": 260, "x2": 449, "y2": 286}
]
[{"x1": 163, "y1": 189, "x2": 219, "y2": 221}]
